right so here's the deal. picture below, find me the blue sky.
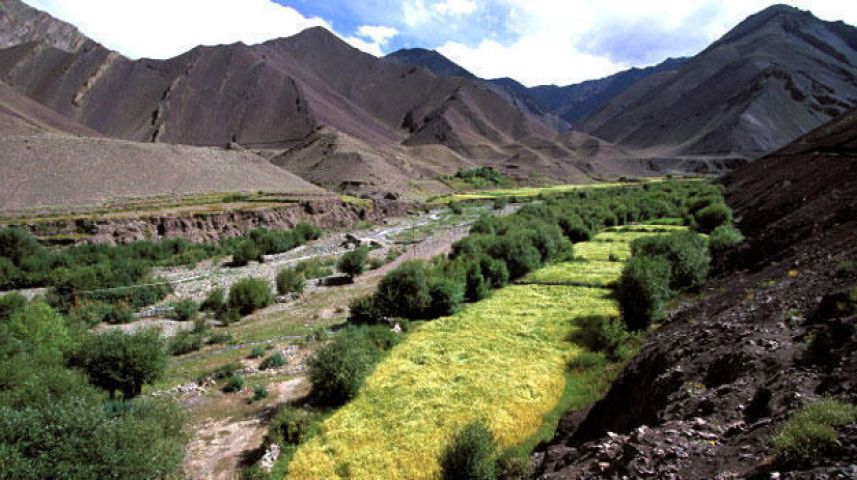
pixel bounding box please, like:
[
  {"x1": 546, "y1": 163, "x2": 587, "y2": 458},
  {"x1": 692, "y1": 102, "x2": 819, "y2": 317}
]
[{"x1": 27, "y1": 0, "x2": 857, "y2": 86}]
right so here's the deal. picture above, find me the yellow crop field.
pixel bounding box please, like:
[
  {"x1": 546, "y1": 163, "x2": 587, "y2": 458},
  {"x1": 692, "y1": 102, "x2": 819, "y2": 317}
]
[
  {"x1": 429, "y1": 179, "x2": 669, "y2": 203},
  {"x1": 287, "y1": 284, "x2": 617, "y2": 479},
  {"x1": 520, "y1": 261, "x2": 623, "y2": 287}
]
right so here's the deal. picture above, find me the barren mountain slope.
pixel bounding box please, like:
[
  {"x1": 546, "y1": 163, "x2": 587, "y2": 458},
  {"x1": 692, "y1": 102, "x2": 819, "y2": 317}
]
[
  {"x1": 579, "y1": 5, "x2": 857, "y2": 160},
  {"x1": 0, "y1": 78, "x2": 96, "y2": 135},
  {"x1": 0, "y1": 134, "x2": 325, "y2": 211},
  {"x1": 537, "y1": 108, "x2": 857, "y2": 479}
]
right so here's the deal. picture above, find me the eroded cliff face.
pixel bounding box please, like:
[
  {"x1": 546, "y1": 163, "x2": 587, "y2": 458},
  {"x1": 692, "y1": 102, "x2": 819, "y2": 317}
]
[{"x1": 5, "y1": 198, "x2": 413, "y2": 245}]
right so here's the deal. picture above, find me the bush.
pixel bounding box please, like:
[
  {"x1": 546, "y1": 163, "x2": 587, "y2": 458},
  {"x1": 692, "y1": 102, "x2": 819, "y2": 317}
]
[
  {"x1": 268, "y1": 406, "x2": 319, "y2": 446},
  {"x1": 168, "y1": 331, "x2": 204, "y2": 356},
  {"x1": 0, "y1": 227, "x2": 44, "y2": 266},
  {"x1": 617, "y1": 255, "x2": 671, "y2": 331},
  {"x1": 217, "y1": 308, "x2": 242, "y2": 325},
  {"x1": 252, "y1": 385, "x2": 269, "y2": 402},
  {"x1": 368, "y1": 257, "x2": 385, "y2": 270},
  {"x1": 695, "y1": 204, "x2": 733, "y2": 233},
  {"x1": 0, "y1": 292, "x2": 27, "y2": 322},
  {"x1": 223, "y1": 374, "x2": 245, "y2": 393},
  {"x1": 338, "y1": 247, "x2": 369, "y2": 280},
  {"x1": 487, "y1": 233, "x2": 542, "y2": 279},
  {"x1": 440, "y1": 420, "x2": 497, "y2": 480},
  {"x1": 481, "y1": 258, "x2": 509, "y2": 288},
  {"x1": 293, "y1": 222, "x2": 322, "y2": 243},
  {"x1": 295, "y1": 258, "x2": 334, "y2": 279},
  {"x1": 276, "y1": 268, "x2": 305, "y2": 295},
  {"x1": 228, "y1": 277, "x2": 273, "y2": 315},
  {"x1": 570, "y1": 315, "x2": 630, "y2": 361},
  {"x1": 348, "y1": 295, "x2": 385, "y2": 325},
  {"x1": 464, "y1": 263, "x2": 490, "y2": 303},
  {"x1": 308, "y1": 330, "x2": 381, "y2": 406},
  {"x1": 632, "y1": 232, "x2": 710, "y2": 291},
  {"x1": 249, "y1": 346, "x2": 265, "y2": 359},
  {"x1": 772, "y1": 398, "x2": 857, "y2": 465},
  {"x1": 200, "y1": 288, "x2": 225, "y2": 312},
  {"x1": 449, "y1": 201, "x2": 464, "y2": 215},
  {"x1": 74, "y1": 329, "x2": 167, "y2": 399},
  {"x1": 708, "y1": 224, "x2": 744, "y2": 254},
  {"x1": 559, "y1": 215, "x2": 591, "y2": 243},
  {"x1": 427, "y1": 276, "x2": 466, "y2": 317},
  {"x1": 496, "y1": 449, "x2": 532, "y2": 480},
  {"x1": 0, "y1": 257, "x2": 23, "y2": 289},
  {"x1": 259, "y1": 352, "x2": 286, "y2": 370},
  {"x1": 492, "y1": 197, "x2": 508, "y2": 210},
  {"x1": 231, "y1": 240, "x2": 262, "y2": 267},
  {"x1": 207, "y1": 332, "x2": 233, "y2": 345},
  {"x1": 170, "y1": 299, "x2": 198, "y2": 321},
  {"x1": 375, "y1": 261, "x2": 432, "y2": 319}
]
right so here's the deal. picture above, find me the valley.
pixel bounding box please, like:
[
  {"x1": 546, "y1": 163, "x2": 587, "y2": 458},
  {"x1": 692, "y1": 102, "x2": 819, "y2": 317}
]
[{"x1": 1, "y1": 1, "x2": 856, "y2": 479}]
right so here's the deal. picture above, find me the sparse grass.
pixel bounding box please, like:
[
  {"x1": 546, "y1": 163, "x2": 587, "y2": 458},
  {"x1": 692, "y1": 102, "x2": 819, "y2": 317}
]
[
  {"x1": 288, "y1": 284, "x2": 618, "y2": 479},
  {"x1": 772, "y1": 398, "x2": 857, "y2": 465}
]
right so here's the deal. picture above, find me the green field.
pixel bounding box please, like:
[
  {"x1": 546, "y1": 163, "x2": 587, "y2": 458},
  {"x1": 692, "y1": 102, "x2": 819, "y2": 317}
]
[
  {"x1": 286, "y1": 225, "x2": 687, "y2": 479},
  {"x1": 428, "y1": 178, "x2": 670, "y2": 204}
]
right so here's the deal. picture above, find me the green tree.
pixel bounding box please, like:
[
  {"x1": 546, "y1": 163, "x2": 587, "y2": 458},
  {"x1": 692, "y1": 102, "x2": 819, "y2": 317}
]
[
  {"x1": 228, "y1": 277, "x2": 273, "y2": 315},
  {"x1": 617, "y1": 255, "x2": 671, "y2": 331},
  {"x1": 308, "y1": 330, "x2": 380, "y2": 406},
  {"x1": 73, "y1": 329, "x2": 167, "y2": 399},
  {"x1": 337, "y1": 247, "x2": 369, "y2": 281}
]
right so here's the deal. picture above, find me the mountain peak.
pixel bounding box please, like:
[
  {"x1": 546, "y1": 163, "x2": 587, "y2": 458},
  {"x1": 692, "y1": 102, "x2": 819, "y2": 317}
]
[
  {"x1": 384, "y1": 48, "x2": 477, "y2": 79},
  {"x1": 0, "y1": 0, "x2": 89, "y2": 52}
]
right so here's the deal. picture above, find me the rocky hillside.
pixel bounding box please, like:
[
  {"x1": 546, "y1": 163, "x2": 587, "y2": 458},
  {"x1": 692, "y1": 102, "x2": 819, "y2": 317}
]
[
  {"x1": 0, "y1": 0, "x2": 643, "y2": 197},
  {"x1": 536, "y1": 108, "x2": 857, "y2": 478},
  {"x1": 580, "y1": 5, "x2": 857, "y2": 161}
]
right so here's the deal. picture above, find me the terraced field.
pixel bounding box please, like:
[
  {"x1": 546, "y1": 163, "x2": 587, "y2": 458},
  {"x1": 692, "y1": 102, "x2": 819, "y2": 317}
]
[
  {"x1": 429, "y1": 178, "x2": 671, "y2": 204},
  {"x1": 287, "y1": 225, "x2": 684, "y2": 479}
]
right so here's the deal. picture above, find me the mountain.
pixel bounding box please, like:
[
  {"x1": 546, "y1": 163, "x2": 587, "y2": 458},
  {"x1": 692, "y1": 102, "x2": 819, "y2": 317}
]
[
  {"x1": 384, "y1": 47, "x2": 478, "y2": 79},
  {"x1": 580, "y1": 4, "x2": 857, "y2": 160},
  {"x1": 0, "y1": 0, "x2": 642, "y2": 197},
  {"x1": 0, "y1": 78, "x2": 96, "y2": 136},
  {"x1": 383, "y1": 48, "x2": 688, "y2": 128},
  {"x1": 0, "y1": 0, "x2": 87, "y2": 51},
  {"x1": 528, "y1": 57, "x2": 688, "y2": 125}
]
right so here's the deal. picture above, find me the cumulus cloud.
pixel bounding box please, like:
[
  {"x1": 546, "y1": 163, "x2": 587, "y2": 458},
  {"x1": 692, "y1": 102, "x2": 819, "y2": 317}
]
[
  {"x1": 23, "y1": 0, "x2": 857, "y2": 84},
  {"x1": 25, "y1": 0, "x2": 392, "y2": 58}
]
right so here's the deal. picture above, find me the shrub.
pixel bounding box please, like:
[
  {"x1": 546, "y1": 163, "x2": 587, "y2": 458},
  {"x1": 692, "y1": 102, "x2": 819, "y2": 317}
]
[
  {"x1": 487, "y1": 233, "x2": 542, "y2": 279},
  {"x1": 427, "y1": 276, "x2": 466, "y2": 317},
  {"x1": 772, "y1": 398, "x2": 857, "y2": 465},
  {"x1": 308, "y1": 330, "x2": 380, "y2": 406},
  {"x1": 492, "y1": 197, "x2": 508, "y2": 210},
  {"x1": 559, "y1": 215, "x2": 591, "y2": 243},
  {"x1": 276, "y1": 268, "x2": 305, "y2": 295},
  {"x1": 0, "y1": 292, "x2": 27, "y2": 322},
  {"x1": 293, "y1": 222, "x2": 322, "y2": 243},
  {"x1": 168, "y1": 331, "x2": 205, "y2": 356},
  {"x1": 617, "y1": 255, "x2": 671, "y2": 331},
  {"x1": 449, "y1": 201, "x2": 464, "y2": 215},
  {"x1": 695, "y1": 204, "x2": 733, "y2": 233},
  {"x1": 260, "y1": 352, "x2": 286, "y2": 370},
  {"x1": 228, "y1": 278, "x2": 273, "y2": 315},
  {"x1": 103, "y1": 302, "x2": 135, "y2": 324},
  {"x1": 249, "y1": 346, "x2": 266, "y2": 359},
  {"x1": 375, "y1": 261, "x2": 432, "y2": 319},
  {"x1": 206, "y1": 332, "x2": 233, "y2": 345},
  {"x1": 231, "y1": 240, "x2": 262, "y2": 267},
  {"x1": 295, "y1": 258, "x2": 334, "y2": 279},
  {"x1": 74, "y1": 329, "x2": 167, "y2": 399},
  {"x1": 170, "y1": 299, "x2": 198, "y2": 321},
  {"x1": 481, "y1": 258, "x2": 509, "y2": 288},
  {"x1": 708, "y1": 224, "x2": 744, "y2": 254},
  {"x1": 0, "y1": 227, "x2": 44, "y2": 266},
  {"x1": 217, "y1": 308, "x2": 242, "y2": 325},
  {"x1": 570, "y1": 315, "x2": 630, "y2": 361},
  {"x1": 632, "y1": 232, "x2": 710, "y2": 291},
  {"x1": 200, "y1": 288, "x2": 225, "y2": 312},
  {"x1": 268, "y1": 406, "x2": 319, "y2": 446},
  {"x1": 464, "y1": 263, "x2": 490, "y2": 302},
  {"x1": 368, "y1": 257, "x2": 385, "y2": 270},
  {"x1": 337, "y1": 247, "x2": 369, "y2": 280},
  {"x1": 223, "y1": 374, "x2": 245, "y2": 393},
  {"x1": 351, "y1": 325, "x2": 403, "y2": 351},
  {"x1": 440, "y1": 420, "x2": 497, "y2": 480},
  {"x1": 0, "y1": 257, "x2": 23, "y2": 289},
  {"x1": 835, "y1": 261, "x2": 857, "y2": 277},
  {"x1": 252, "y1": 385, "x2": 269, "y2": 402},
  {"x1": 348, "y1": 295, "x2": 385, "y2": 325}
]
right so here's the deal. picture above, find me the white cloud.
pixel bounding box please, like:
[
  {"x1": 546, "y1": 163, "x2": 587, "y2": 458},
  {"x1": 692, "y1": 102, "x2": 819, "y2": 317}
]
[
  {"x1": 24, "y1": 0, "x2": 392, "y2": 58},
  {"x1": 432, "y1": 0, "x2": 477, "y2": 16},
  {"x1": 357, "y1": 25, "x2": 400, "y2": 45},
  {"x1": 437, "y1": 0, "x2": 857, "y2": 86}
]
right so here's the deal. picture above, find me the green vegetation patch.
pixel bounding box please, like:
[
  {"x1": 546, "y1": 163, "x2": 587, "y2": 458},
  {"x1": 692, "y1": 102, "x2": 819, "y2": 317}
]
[
  {"x1": 521, "y1": 260, "x2": 623, "y2": 287},
  {"x1": 773, "y1": 398, "x2": 857, "y2": 465}
]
